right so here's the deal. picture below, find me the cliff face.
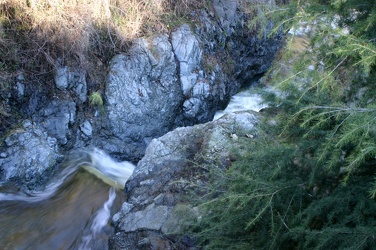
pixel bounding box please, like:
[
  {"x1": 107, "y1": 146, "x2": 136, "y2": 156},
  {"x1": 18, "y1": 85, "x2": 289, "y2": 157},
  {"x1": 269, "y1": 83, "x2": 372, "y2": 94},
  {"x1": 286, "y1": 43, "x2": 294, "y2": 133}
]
[
  {"x1": 0, "y1": 0, "x2": 281, "y2": 247},
  {"x1": 95, "y1": 2, "x2": 281, "y2": 161},
  {"x1": 0, "y1": 0, "x2": 281, "y2": 191}
]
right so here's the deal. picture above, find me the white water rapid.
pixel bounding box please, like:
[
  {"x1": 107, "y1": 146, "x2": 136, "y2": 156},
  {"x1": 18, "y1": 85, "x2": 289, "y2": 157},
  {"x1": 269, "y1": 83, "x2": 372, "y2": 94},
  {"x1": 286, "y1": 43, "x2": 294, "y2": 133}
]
[
  {"x1": 0, "y1": 148, "x2": 135, "y2": 249},
  {"x1": 214, "y1": 87, "x2": 268, "y2": 120}
]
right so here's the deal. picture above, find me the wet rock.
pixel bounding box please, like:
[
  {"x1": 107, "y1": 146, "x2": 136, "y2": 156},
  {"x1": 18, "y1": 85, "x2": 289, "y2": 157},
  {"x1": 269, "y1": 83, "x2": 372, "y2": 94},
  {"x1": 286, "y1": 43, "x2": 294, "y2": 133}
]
[
  {"x1": 101, "y1": 0, "x2": 281, "y2": 161},
  {"x1": 194, "y1": 0, "x2": 281, "y2": 87},
  {"x1": 117, "y1": 203, "x2": 171, "y2": 232},
  {"x1": 69, "y1": 69, "x2": 88, "y2": 103},
  {"x1": 80, "y1": 120, "x2": 93, "y2": 138},
  {"x1": 112, "y1": 202, "x2": 134, "y2": 225},
  {"x1": 0, "y1": 120, "x2": 60, "y2": 191},
  {"x1": 182, "y1": 98, "x2": 201, "y2": 118},
  {"x1": 171, "y1": 24, "x2": 228, "y2": 126}
]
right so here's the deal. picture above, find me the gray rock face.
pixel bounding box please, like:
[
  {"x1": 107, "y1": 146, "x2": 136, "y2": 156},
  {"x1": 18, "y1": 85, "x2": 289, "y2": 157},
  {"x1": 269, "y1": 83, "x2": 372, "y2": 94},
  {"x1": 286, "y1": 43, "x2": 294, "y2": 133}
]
[
  {"x1": 212, "y1": 0, "x2": 237, "y2": 35},
  {"x1": 101, "y1": 1, "x2": 280, "y2": 160},
  {"x1": 33, "y1": 100, "x2": 76, "y2": 146},
  {"x1": 171, "y1": 24, "x2": 226, "y2": 124},
  {"x1": 171, "y1": 24, "x2": 202, "y2": 96},
  {"x1": 54, "y1": 65, "x2": 88, "y2": 103},
  {"x1": 194, "y1": 1, "x2": 281, "y2": 86},
  {"x1": 55, "y1": 66, "x2": 69, "y2": 90},
  {"x1": 80, "y1": 120, "x2": 93, "y2": 139},
  {"x1": 0, "y1": 120, "x2": 60, "y2": 190},
  {"x1": 117, "y1": 203, "x2": 171, "y2": 232},
  {"x1": 103, "y1": 35, "x2": 182, "y2": 160},
  {"x1": 110, "y1": 111, "x2": 259, "y2": 249}
]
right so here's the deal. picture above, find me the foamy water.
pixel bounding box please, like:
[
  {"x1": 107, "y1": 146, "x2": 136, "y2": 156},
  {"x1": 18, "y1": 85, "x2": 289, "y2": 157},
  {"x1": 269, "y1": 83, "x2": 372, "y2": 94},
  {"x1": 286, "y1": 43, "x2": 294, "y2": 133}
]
[
  {"x1": 87, "y1": 148, "x2": 135, "y2": 189},
  {"x1": 214, "y1": 89, "x2": 267, "y2": 120}
]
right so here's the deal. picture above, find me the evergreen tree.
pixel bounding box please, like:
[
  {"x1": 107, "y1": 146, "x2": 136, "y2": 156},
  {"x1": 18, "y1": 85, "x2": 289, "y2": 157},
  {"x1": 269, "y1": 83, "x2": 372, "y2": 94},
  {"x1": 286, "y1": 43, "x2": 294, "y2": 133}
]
[{"x1": 186, "y1": 0, "x2": 376, "y2": 249}]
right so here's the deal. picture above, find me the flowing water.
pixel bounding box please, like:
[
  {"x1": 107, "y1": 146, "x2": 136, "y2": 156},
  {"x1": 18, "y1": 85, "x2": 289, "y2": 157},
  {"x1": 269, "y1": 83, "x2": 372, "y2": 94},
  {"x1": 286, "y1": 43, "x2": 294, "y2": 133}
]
[
  {"x1": 214, "y1": 87, "x2": 267, "y2": 120},
  {"x1": 0, "y1": 148, "x2": 135, "y2": 250}
]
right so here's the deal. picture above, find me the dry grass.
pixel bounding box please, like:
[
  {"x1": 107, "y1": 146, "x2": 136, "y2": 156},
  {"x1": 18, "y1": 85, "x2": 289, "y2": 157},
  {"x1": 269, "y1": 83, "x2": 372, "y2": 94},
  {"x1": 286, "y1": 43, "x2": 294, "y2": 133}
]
[
  {"x1": 0, "y1": 0, "x2": 204, "y2": 130},
  {"x1": 0, "y1": 0, "x2": 209, "y2": 107},
  {"x1": 0, "y1": 0, "x2": 206, "y2": 69},
  {"x1": 0, "y1": 0, "x2": 167, "y2": 54}
]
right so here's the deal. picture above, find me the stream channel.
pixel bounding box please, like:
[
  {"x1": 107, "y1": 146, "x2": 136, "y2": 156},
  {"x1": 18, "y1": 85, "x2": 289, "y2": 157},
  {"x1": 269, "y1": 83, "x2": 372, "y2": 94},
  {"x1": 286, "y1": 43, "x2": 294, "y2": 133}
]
[
  {"x1": 0, "y1": 148, "x2": 134, "y2": 249},
  {"x1": 0, "y1": 87, "x2": 266, "y2": 249}
]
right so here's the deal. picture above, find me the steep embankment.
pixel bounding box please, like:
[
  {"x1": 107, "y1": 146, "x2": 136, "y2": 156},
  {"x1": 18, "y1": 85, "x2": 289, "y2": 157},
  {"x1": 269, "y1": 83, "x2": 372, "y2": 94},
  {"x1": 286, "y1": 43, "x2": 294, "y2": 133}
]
[{"x1": 0, "y1": 0, "x2": 281, "y2": 190}]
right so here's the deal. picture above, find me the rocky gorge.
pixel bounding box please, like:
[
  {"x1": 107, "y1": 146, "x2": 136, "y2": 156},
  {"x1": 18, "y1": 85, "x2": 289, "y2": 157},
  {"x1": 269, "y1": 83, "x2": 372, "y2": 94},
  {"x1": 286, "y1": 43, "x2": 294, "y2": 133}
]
[
  {"x1": 0, "y1": 0, "x2": 281, "y2": 248},
  {"x1": 109, "y1": 111, "x2": 260, "y2": 249}
]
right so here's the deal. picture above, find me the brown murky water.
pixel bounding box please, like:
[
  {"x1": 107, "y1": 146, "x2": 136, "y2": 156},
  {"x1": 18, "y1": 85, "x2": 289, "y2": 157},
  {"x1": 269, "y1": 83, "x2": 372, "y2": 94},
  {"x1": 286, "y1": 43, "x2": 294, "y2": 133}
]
[{"x1": 0, "y1": 149, "x2": 132, "y2": 250}]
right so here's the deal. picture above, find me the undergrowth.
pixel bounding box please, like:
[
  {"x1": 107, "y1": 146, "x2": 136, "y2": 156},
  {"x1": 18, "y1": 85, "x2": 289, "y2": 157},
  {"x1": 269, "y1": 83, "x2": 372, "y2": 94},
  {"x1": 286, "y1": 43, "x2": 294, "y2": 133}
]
[
  {"x1": 0, "y1": 0, "x2": 208, "y2": 78},
  {"x1": 184, "y1": 0, "x2": 376, "y2": 249}
]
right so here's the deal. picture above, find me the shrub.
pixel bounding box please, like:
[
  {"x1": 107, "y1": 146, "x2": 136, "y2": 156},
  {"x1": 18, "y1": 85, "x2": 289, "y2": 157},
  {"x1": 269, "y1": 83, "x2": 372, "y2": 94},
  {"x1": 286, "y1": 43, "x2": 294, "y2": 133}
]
[{"x1": 89, "y1": 91, "x2": 103, "y2": 107}]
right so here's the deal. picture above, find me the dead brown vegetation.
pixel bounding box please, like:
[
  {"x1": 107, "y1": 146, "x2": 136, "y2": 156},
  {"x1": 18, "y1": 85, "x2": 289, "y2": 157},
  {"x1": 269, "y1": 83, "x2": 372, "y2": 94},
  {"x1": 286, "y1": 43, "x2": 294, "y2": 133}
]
[{"x1": 0, "y1": 0, "x2": 206, "y2": 73}]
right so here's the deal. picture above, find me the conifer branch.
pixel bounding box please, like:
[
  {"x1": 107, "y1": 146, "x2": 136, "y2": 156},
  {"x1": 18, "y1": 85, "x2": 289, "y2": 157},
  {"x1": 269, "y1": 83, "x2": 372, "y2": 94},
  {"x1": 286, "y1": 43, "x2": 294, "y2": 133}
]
[{"x1": 297, "y1": 57, "x2": 347, "y2": 103}]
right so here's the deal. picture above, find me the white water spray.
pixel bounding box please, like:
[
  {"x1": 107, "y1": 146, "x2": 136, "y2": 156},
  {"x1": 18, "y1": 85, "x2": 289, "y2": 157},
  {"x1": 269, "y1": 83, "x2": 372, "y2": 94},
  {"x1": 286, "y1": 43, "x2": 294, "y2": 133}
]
[
  {"x1": 86, "y1": 148, "x2": 135, "y2": 189},
  {"x1": 0, "y1": 156, "x2": 85, "y2": 202},
  {"x1": 0, "y1": 148, "x2": 135, "y2": 202},
  {"x1": 214, "y1": 89, "x2": 267, "y2": 120}
]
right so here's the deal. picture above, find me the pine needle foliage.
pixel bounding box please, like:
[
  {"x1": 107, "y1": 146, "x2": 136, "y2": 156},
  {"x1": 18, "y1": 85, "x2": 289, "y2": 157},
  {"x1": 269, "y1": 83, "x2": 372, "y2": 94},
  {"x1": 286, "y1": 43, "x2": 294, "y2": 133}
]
[
  {"x1": 189, "y1": 125, "x2": 376, "y2": 249},
  {"x1": 263, "y1": 0, "x2": 376, "y2": 193},
  {"x1": 285, "y1": 177, "x2": 376, "y2": 249},
  {"x1": 185, "y1": 0, "x2": 376, "y2": 249},
  {"x1": 190, "y1": 132, "x2": 312, "y2": 249}
]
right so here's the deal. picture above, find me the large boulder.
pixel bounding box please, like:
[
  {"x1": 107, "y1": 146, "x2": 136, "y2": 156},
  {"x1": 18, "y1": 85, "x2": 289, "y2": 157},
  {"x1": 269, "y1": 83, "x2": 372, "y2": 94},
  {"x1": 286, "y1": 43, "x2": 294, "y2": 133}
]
[
  {"x1": 101, "y1": 35, "x2": 182, "y2": 160},
  {"x1": 101, "y1": 27, "x2": 230, "y2": 161},
  {"x1": 109, "y1": 111, "x2": 259, "y2": 249},
  {"x1": 100, "y1": 1, "x2": 281, "y2": 161},
  {"x1": 0, "y1": 120, "x2": 60, "y2": 191}
]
